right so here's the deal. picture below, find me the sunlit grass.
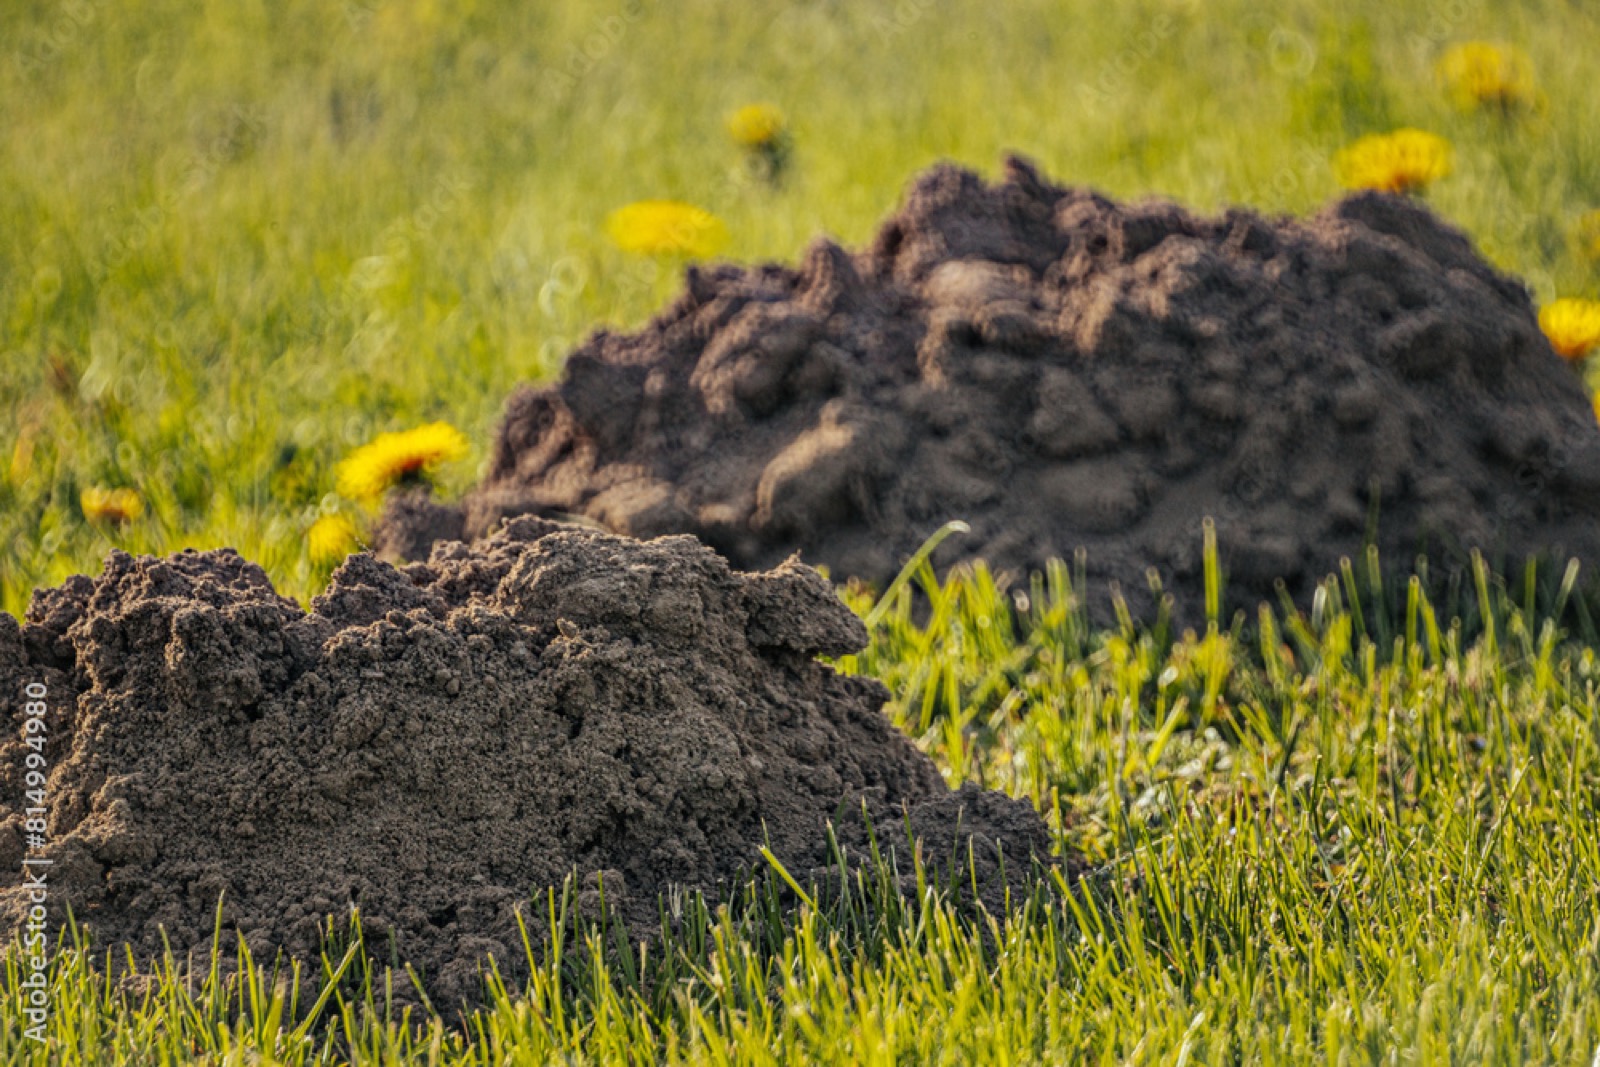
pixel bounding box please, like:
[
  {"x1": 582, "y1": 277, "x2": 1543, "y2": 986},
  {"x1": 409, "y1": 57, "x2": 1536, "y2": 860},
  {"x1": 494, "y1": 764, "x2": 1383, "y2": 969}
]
[
  {"x1": 4, "y1": 0, "x2": 1600, "y2": 611},
  {"x1": 9, "y1": 554, "x2": 1600, "y2": 1061},
  {"x1": 7, "y1": 1, "x2": 1600, "y2": 1060}
]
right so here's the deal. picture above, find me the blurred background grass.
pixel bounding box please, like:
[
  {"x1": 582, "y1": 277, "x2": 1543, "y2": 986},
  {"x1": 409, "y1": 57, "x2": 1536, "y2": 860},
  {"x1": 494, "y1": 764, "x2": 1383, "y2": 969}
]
[
  {"x1": 10, "y1": 4, "x2": 1600, "y2": 1060},
  {"x1": 3, "y1": 0, "x2": 1600, "y2": 613}
]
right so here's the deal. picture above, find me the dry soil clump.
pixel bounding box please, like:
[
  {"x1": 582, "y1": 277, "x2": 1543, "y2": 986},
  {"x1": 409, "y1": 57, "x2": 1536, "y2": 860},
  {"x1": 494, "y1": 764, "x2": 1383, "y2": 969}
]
[
  {"x1": 384, "y1": 156, "x2": 1600, "y2": 615},
  {"x1": 0, "y1": 520, "x2": 1047, "y2": 1002}
]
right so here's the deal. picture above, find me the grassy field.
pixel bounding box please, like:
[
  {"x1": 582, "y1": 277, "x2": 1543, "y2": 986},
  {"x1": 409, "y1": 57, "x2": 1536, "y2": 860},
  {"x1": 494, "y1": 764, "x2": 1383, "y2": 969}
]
[
  {"x1": 9, "y1": 560, "x2": 1600, "y2": 1061},
  {"x1": 5, "y1": 0, "x2": 1600, "y2": 612},
  {"x1": 6, "y1": 0, "x2": 1600, "y2": 1061}
]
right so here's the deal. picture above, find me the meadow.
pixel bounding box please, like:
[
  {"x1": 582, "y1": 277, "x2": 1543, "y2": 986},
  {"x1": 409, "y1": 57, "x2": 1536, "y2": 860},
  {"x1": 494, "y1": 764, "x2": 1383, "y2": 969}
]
[{"x1": 6, "y1": 0, "x2": 1600, "y2": 1061}]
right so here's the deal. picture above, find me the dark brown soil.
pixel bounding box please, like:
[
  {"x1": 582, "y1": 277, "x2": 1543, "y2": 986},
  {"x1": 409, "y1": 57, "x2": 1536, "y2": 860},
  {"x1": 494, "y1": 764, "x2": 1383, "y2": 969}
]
[
  {"x1": 384, "y1": 156, "x2": 1600, "y2": 617},
  {"x1": 0, "y1": 520, "x2": 1049, "y2": 1003}
]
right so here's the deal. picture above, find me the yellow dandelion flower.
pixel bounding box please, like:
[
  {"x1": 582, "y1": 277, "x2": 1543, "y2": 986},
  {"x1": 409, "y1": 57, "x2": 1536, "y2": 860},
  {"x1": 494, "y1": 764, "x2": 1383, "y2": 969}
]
[
  {"x1": 9, "y1": 428, "x2": 36, "y2": 486},
  {"x1": 605, "y1": 201, "x2": 728, "y2": 259},
  {"x1": 80, "y1": 486, "x2": 144, "y2": 524},
  {"x1": 1436, "y1": 42, "x2": 1536, "y2": 111},
  {"x1": 335, "y1": 421, "x2": 469, "y2": 503},
  {"x1": 308, "y1": 513, "x2": 361, "y2": 565},
  {"x1": 1336, "y1": 129, "x2": 1452, "y2": 195},
  {"x1": 727, "y1": 103, "x2": 786, "y2": 149},
  {"x1": 1575, "y1": 210, "x2": 1600, "y2": 263},
  {"x1": 1539, "y1": 298, "x2": 1600, "y2": 362}
]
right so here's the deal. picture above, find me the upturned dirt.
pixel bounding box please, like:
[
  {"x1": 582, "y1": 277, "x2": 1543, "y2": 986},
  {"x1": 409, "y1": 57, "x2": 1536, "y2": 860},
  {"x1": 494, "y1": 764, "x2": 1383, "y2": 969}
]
[
  {"x1": 0, "y1": 520, "x2": 1048, "y2": 1003},
  {"x1": 382, "y1": 156, "x2": 1600, "y2": 616}
]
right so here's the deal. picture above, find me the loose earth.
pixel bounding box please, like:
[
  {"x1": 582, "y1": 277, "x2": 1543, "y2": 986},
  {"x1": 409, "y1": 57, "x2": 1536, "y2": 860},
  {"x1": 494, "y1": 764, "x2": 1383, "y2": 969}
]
[
  {"x1": 0, "y1": 520, "x2": 1048, "y2": 1002},
  {"x1": 382, "y1": 156, "x2": 1600, "y2": 617}
]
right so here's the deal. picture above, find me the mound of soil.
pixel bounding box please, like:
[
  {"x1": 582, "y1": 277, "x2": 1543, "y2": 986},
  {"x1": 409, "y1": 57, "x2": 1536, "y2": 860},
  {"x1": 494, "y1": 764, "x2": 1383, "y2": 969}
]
[
  {"x1": 0, "y1": 520, "x2": 1048, "y2": 1002},
  {"x1": 383, "y1": 155, "x2": 1600, "y2": 615}
]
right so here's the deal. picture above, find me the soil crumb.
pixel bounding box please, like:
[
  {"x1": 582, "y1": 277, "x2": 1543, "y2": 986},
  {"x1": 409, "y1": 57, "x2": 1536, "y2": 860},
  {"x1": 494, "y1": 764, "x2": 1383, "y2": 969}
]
[
  {"x1": 386, "y1": 155, "x2": 1600, "y2": 616},
  {"x1": 0, "y1": 521, "x2": 1049, "y2": 1003}
]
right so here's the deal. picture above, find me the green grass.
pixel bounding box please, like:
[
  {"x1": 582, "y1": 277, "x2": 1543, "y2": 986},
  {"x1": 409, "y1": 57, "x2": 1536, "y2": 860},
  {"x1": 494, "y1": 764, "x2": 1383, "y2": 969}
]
[
  {"x1": 4, "y1": 0, "x2": 1600, "y2": 611},
  {"x1": 11, "y1": 558, "x2": 1600, "y2": 1062},
  {"x1": 8, "y1": 0, "x2": 1600, "y2": 1061}
]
